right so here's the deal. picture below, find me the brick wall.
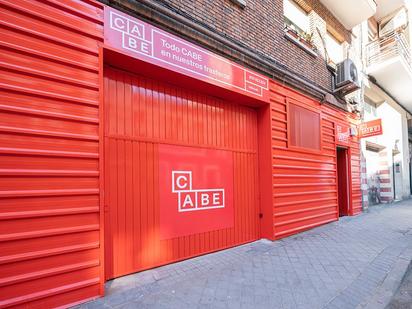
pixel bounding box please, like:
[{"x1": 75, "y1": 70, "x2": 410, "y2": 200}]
[{"x1": 156, "y1": 0, "x2": 351, "y2": 92}]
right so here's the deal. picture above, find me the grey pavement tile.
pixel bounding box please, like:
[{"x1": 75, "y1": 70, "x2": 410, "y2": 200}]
[{"x1": 78, "y1": 202, "x2": 412, "y2": 309}]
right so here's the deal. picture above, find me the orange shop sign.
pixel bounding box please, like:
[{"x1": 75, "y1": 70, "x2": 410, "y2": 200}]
[{"x1": 358, "y1": 119, "x2": 383, "y2": 138}]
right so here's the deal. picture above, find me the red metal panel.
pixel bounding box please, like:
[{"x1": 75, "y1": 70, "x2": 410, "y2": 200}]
[
  {"x1": 288, "y1": 100, "x2": 321, "y2": 150},
  {"x1": 0, "y1": 0, "x2": 103, "y2": 307},
  {"x1": 269, "y1": 80, "x2": 361, "y2": 239},
  {"x1": 104, "y1": 67, "x2": 260, "y2": 279},
  {"x1": 158, "y1": 145, "x2": 234, "y2": 239}
]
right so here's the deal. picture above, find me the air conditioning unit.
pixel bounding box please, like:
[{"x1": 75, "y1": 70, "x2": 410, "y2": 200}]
[
  {"x1": 379, "y1": 7, "x2": 408, "y2": 37},
  {"x1": 334, "y1": 59, "x2": 360, "y2": 96}
]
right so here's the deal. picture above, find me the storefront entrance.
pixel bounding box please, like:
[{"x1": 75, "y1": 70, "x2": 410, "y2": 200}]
[
  {"x1": 337, "y1": 147, "x2": 350, "y2": 217},
  {"x1": 103, "y1": 66, "x2": 260, "y2": 280}
]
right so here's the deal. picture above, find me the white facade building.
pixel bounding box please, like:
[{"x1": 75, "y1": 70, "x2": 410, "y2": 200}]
[
  {"x1": 361, "y1": 0, "x2": 412, "y2": 206},
  {"x1": 320, "y1": 0, "x2": 412, "y2": 207}
]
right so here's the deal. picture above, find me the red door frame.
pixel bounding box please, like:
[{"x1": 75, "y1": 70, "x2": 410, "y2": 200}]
[
  {"x1": 98, "y1": 46, "x2": 105, "y2": 295},
  {"x1": 336, "y1": 146, "x2": 350, "y2": 217},
  {"x1": 347, "y1": 146, "x2": 354, "y2": 216}
]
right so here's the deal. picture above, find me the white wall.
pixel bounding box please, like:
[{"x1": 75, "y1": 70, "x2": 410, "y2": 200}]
[{"x1": 363, "y1": 82, "x2": 411, "y2": 200}]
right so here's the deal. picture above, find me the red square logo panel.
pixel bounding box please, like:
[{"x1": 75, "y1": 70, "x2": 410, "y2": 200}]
[{"x1": 159, "y1": 144, "x2": 234, "y2": 239}]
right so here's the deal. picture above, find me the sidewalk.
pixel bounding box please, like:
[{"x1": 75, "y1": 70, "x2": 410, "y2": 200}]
[
  {"x1": 386, "y1": 261, "x2": 412, "y2": 309},
  {"x1": 78, "y1": 201, "x2": 412, "y2": 309}
]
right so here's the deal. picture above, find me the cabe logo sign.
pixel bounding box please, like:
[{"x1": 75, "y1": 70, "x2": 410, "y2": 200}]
[
  {"x1": 104, "y1": 7, "x2": 269, "y2": 101},
  {"x1": 336, "y1": 123, "x2": 356, "y2": 146},
  {"x1": 172, "y1": 171, "x2": 225, "y2": 212},
  {"x1": 336, "y1": 124, "x2": 350, "y2": 144},
  {"x1": 159, "y1": 145, "x2": 234, "y2": 239}
]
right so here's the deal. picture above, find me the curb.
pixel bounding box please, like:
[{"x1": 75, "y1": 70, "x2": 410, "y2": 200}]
[{"x1": 356, "y1": 247, "x2": 412, "y2": 309}]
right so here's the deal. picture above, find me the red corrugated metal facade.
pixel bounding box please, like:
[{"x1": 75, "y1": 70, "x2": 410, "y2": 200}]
[
  {"x1": 268, "y1": 82, "x2": 362, "y2": 240},
  {"x1": 0, "y1": 0, "x2": 103, "y2": 307},
  {"x1": 104, "y1": 67, "x2": 260, "y2": 279},
  {"x1": 0, "y1": 0, "x2": 361, "y2": 307}
]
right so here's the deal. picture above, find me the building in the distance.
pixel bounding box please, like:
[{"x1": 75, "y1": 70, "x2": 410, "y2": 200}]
[{"x1": 358, "y1": 0, "x2": 412, "y2": 206}]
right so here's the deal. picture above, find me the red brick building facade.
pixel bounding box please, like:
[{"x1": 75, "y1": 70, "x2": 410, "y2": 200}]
[
  {"x1": 159, "y1": 0, "x2": 350, "y2": 89},
  {"x1": 104, "y1": 0, "x2": 352, "y2": 105}
]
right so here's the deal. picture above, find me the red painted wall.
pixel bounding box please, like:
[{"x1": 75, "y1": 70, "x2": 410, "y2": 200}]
[
  {"x1": 326, "y1": 109, "x2": 362, "y2": 216},
  {"x1": 0, "y1": 0, "x2": 103, "y2": 307},
  {"x1": 269, "y1": 81, "x2": 361, "y2": 240}
]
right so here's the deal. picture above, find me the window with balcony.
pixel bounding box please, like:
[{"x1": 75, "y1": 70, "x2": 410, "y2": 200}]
[
  {"x1": 283, "y1": 0, "x2": 309, "y2": 36},
  {"x1": 283, "y1": 0, "x2": 316, "y2": 55}
]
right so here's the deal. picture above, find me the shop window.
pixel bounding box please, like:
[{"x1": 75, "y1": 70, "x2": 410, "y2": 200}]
[
  {"x1": 365, "y1": 142, "x2": 384, "y2": 205},
  {"x1": 289, "y1": 102, "x2": 321, "y2": 150},
  {"x1": 325, "y1": 31, "x2": 344, "y2": 64}
]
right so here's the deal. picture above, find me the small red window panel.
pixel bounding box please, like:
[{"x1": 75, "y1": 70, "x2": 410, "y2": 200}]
[{"x1": 289, "y1": 103, "x2": 320, "y2": 150}]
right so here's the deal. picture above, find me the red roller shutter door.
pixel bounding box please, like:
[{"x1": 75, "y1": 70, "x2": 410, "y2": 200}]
[{"x1": 104, "y1": 67, "x2": 260, "y2": 279}]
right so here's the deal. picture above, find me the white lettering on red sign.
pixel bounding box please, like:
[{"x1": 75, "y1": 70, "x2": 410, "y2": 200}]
[
  {"x1": 106, "y1": 8, "x2": 269, "y2": 98},
  {"x1": 358, "y1": 119, "x2": 383, "y2": 138},
  {"x1": 360, "y1": 125, "x2": 381, "y2": 134},
  {"x1": 110, "y1": 11, "x2": 152, "y2": 56},
  {"x1": 337, "y1": 125, "x2": 350, "y2": 143},
  {"x1": 245, "y1": 71, "x2": 268, "y2": 88},
  {"x1": 124, "y1": 33, "x2": 151, "y2": 55},
  {"x1": 172, "y1": 171, "x2": 224, "y2": 212}
]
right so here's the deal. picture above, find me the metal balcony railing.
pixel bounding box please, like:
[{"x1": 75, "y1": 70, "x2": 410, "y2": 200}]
[{"x1": 366, "y1": 30, "x2": 412, "y2": 72}]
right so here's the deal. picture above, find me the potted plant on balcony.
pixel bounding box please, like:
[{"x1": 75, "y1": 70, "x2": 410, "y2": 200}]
[
  {"x1": 284, "y1": 24, "x2": 299, "y2": 40},
  {"x1": 299, "y1": 32, "x2": 314, "y2": 49}
]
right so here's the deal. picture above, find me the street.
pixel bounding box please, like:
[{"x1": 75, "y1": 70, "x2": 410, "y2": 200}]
[{"x1": 78, "y1": 201, "x2": 412, "y2": 309}]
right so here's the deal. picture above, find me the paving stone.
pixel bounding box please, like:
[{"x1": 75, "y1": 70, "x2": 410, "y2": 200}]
[{"x1": 78, "y1": 202, "x2": 412, "y2": 309}]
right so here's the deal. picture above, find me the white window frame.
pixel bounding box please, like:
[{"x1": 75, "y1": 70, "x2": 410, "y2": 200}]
[{"x1": 283, "y1": 0, "x2": 309, "y2": 35}]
